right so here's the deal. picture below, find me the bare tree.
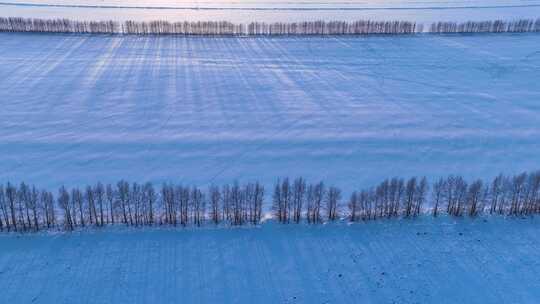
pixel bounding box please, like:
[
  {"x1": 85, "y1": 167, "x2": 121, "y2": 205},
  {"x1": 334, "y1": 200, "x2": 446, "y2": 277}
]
[
  {"x1": 306, "y1": 182, "x2": 324, "y2": 224},
  {"x1": 509, "y1": 173, "x2": 527, "y2": 215},
  {"x1": 131, "y1": 183, "x2": 141, "y2": 226},
  {"x1": 389, "y1": 178, "x2": 404, "y2": 217},
  {"x1": 292, "y1": 178, "x2": 306, "y2": 223},
  {"x1": 18, "y1": 183, "x2": 30, "y2": 231},
  {"x1": 58, "y1": 186, "x2": 73, "y2": 231},
  {"x1": 178, "y1": 186, "x2": 189, "y2": 226},
  {"x1": 526, "y1": 172, "x2": 540, "y2": 214},
  {"x1": 326, "y1": 186, "x2": 341, "y2": 221},
  {"x1": 209, "y1": 185, "x2": 221, "y2": 225},
  {"x1": 231, "y1": 182, "x2": 244, "y2": 225},
  {"x1": 414, "y1": 177, "x2": 428, "y2": 217},
  {"x1": 253, "y1": 182, "x2": 264, "y2": 225},
  {"x1": 117, "y1": 181, "x2": 130, "y2": 225},
  {"x1": 72, "y1": 188, "x2": 85, "y2": 227},
  {"x1": 445, "y1": 176, "x2": 467, "y2": 217},
  {"x1": 29, "y1": 186, "x2": 39, "y2": 231},
  {"x1": 349, "y1": 191, "x2": 359, "y2": 222},
  {"x1": 0, "y1": 186, "x2": 4, "y2": 231},
  {"x1": 41, "y1": 190, "x2": 55, "y2": 229},
  {"x1": 432, "y1": 178, "x2": 445, "y2": 217},
  {"x1": 94, "y1": 182, "x2": 105, "y2": 226},
  {"x1": 272, "y1": 178, "x2": 291, "y2": 223},
  {"x1": 221, "y1": 184, "x2": 231, "y2": 224},
  {"x1": 6, "y1": 183, "x2": 18, "y2": 231},
  {"x1": 106, "y1": 184, "x2": 115, "y2": 224},
  {"x1": 467, "y1": 180, "x2": 483, "y2": 217},
  {"x1": 85, "y1": 186, "x2": 97, "y2": 226},
  {"x1": 404, "y1": 177, "x2": 417, "y2": 218},
  {"x1": 359, "y1": 190, "x2": 371, "y2": 220},
  {"x1": 143, "y1": 182, "x2": 156, "y2": 225},
  {"x1": 489, "y1": 174, "x2": 503, "y2": 214},
  {"x1": 0, "y1": 185, "x2": 8, "y2": 231},
  {"x1": 191, "y1": 187, "x2": 205, "y2": 227}
]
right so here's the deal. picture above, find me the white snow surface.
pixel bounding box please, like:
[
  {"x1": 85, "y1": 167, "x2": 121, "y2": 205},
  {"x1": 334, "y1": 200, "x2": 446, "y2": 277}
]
[
  {"x1": 1, "y1": 0, "x2": 540, "y2": 22},
  {"x1": 1, "y1": 217, "x2": 540, "y2": 303},
  {"x1": 1, "y1": 33, "x2": 540, "y2": 192}
]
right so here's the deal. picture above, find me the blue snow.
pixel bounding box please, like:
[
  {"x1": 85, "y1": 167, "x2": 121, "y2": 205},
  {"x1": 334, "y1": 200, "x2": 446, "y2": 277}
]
[
  {"x1": 0, "y1": 218, "x2": 540, "y2": 303},
  {"x1": 1, "y1": 33, "x2": 540, "y2": 192}
]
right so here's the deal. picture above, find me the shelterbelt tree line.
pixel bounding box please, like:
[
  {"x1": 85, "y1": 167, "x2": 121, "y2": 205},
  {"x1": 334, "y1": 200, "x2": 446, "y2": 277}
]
[
  {"x1": 0, "y1": 170, "x2": 539, "y2": 232},
  {"x1": 0, "y1": 17, "x2": 539, "y2": 35}
]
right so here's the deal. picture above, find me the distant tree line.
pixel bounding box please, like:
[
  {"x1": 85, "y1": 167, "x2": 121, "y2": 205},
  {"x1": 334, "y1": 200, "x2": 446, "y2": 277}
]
[
  {"x1": 0, "y1": 18, "x2": 417, "y2": 35},
  {"x1": 1, "y1": 171, "x2": 539, "y2": 232},
  {"x1": 430, "y1": 19, "x2": 540, "y2": 33},
  {"x1": 0, "y1": 18, "x2": 119, "y2": 34},
  {"x1": 1, "y1": 17, "x2": 539, "y2": 35}
]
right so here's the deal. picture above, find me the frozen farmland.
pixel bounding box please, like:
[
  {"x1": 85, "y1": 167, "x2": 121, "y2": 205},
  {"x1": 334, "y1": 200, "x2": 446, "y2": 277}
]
[
  {"x1": 2, "y1": 0, "x2": 540, "y2": 302},
  {"x1": 1, "y1": 33, "x2": 540, "y2": 192},
  {"x1": 1, "y1": 218, "x2": 540, "y2": 303}
]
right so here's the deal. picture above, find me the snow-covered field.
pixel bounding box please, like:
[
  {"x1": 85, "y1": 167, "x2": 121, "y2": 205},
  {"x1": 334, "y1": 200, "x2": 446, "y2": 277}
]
[
  {"x1": 1, "y1": 32, "x2": 540, "y2": 192},
  {"x1": 1, "y1": 217, "x2": 539, "y2": 303},
  {"x1": 1, "y1": 0, "x2": 540, "y2": 22},
  {"x1": 1, "y1": 2, "x2": 540, "y2": 302}
]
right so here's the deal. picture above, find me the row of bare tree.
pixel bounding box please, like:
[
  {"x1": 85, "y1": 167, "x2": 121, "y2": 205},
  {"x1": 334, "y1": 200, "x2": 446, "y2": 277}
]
[
  {"x1": 1, "y1": 17, "x2": 539, "y2": 35},
  {"x1": 0, "y1": 18, "x2": 417, "y2": 35},
  {"x1": 430, "y1": 19, "x2": 540, "y2": 33},
  {"x1": 0, "y1": 18, "x2": 119, "y2": 34},
  {"x1": 0, "y1": 171, "x2": 539, "y2": 232}
]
